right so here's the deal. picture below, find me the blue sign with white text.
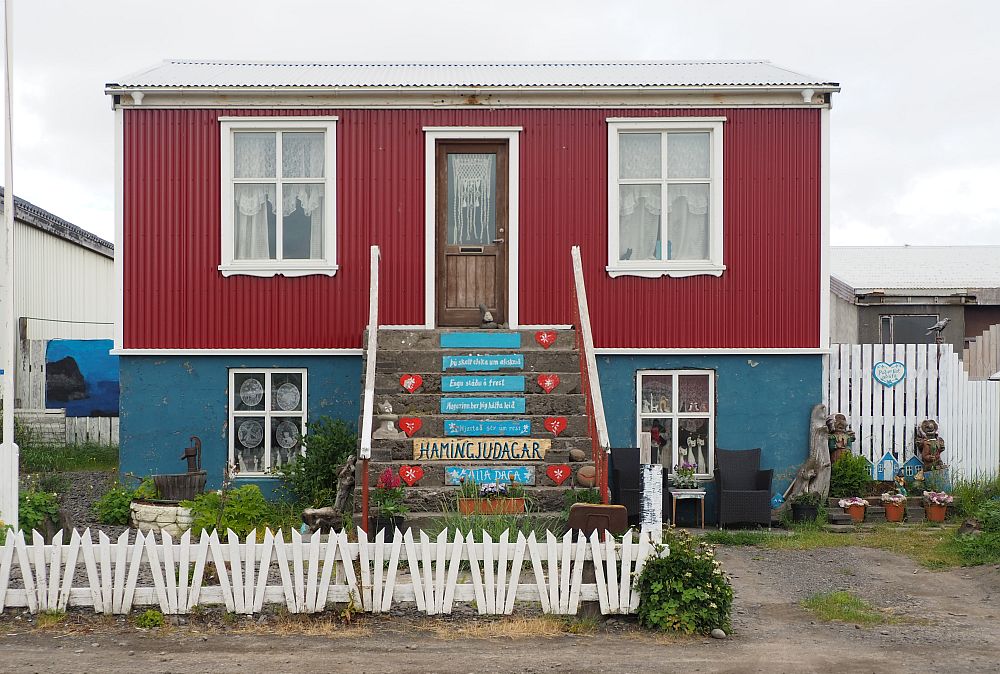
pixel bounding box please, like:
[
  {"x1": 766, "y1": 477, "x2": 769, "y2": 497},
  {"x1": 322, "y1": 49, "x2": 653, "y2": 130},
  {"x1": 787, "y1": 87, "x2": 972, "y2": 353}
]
[
  {"x1": 442, "y1": 375, "x2": 525, "y2": 392},
  {"x1": 440, "y1": 397, "x2": 526, "y2": 414},
  {"x1": 442, "y1": 354, "x2": 524, "y2": 371},
  {"x1": 440, "y1": 332, "x2": 521, "y2": 349},
  {"x1": 444, "y1": 419, "x2": 531, "y2": 436},
  {"x1": 445, "y1": 465, "x2": 536, "y2": 486}
]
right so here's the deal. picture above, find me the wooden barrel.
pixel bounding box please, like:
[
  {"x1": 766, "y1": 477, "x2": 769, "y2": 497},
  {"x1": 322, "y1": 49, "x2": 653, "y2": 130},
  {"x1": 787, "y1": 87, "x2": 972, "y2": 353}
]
[{"x1": 153, "y1": 471, "x2": 207, "y2": 501}]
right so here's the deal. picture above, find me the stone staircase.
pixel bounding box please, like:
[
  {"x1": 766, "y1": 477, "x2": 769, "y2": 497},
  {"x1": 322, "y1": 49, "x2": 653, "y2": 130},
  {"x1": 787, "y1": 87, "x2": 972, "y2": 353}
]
[
  {"x1": 361, "y1": 329, "x2": 595, "y2": 527},
  {"x1": 826, "y1": 496, "x2": 926, "y2": 525}
]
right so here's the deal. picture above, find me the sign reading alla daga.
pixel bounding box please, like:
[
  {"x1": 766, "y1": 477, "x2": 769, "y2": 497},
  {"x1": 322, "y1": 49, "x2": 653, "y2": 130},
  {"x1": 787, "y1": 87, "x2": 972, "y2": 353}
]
[{"x1": 413, "y1": 437, "x2": 550, "y2": 461}]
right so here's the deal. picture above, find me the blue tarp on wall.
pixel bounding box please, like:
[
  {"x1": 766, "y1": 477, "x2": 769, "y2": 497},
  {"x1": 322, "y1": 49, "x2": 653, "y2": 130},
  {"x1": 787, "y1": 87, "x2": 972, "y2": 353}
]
[{"x1": 45, "y1": 339, "x2": 120, "y2": 417}]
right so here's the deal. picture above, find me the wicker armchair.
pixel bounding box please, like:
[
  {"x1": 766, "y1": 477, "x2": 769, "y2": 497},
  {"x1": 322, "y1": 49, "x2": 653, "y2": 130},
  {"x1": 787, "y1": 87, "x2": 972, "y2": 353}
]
[
  {"x1": 714, "y1": 448, "x2": 773, "y2": 528},
  {"x1": 609, "y1": 447, "x2": 641, "y2": 526}
]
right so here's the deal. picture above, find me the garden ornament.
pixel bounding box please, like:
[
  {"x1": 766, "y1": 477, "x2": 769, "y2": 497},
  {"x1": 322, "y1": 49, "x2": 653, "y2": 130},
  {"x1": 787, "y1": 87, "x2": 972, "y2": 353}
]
[
  {"x1": 478, "y1": 303, "x2": 499, "y2": 329},
  {"x1": 914, "y1": 419, "x2": 946, "y2": 470},
  {"x1": 373, "y1": 398, "x2": 407, "y2": 440},
  {"x1": 181, "y1": 436, "x2": 202, "y2": 473},
  {"x1": 826, "y1": 413, "x2": 855, "y2": 463}
]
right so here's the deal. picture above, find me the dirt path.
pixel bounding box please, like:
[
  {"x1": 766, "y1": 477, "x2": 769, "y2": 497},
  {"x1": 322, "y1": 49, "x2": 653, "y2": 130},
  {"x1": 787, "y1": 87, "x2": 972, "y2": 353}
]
[{"x1": 1, "y1": 546, "x2": 997, "y2": 673}]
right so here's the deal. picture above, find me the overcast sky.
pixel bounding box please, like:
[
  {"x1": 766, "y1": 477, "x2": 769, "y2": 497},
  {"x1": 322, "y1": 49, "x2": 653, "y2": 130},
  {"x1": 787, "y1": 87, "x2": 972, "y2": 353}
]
[{"x1": 3, "y1": 0, "x2": 999, "y2": 246}]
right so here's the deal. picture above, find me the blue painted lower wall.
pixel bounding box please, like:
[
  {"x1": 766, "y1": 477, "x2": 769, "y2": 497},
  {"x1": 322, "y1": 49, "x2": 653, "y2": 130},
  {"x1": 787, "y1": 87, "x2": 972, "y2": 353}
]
[
  {"x1": 598, "y1": 354, "x2": 823, "y2": 524},
  {"x1": 120, "y1": 356, "x2": 361, "y2": 496}
]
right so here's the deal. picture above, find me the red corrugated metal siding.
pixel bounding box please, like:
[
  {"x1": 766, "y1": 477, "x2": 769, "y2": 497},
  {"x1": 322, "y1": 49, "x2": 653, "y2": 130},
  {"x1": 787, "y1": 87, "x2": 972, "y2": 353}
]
[{"x1": 123, "y1": 107, "x2": 820, "y2": 350}]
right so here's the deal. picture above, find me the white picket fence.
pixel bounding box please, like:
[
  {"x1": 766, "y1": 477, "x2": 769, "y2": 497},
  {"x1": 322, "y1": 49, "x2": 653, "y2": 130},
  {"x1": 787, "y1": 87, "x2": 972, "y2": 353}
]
[
  {"x1": 0, "y1": 527, "x2": 662, "y2": 617},
  {"x1": 824, "y1": 343, "x2": 1000, "y2": 477}
]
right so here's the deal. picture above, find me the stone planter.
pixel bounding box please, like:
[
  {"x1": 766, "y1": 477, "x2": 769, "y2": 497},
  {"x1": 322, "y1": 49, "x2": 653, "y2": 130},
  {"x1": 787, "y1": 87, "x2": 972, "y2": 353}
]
[
  {"x1": 458, "y1": 497, "x2": 526, "y2": 515},
  {"x1": 130, "y1": 500, "x2": 193, "y2": 537},
  {"x1": 884, "y1": 502, "x2": 905, "y2": 522},
  {"x1": 924, "y1": 503, "x2": 948, "y2": 523},
  {"x1": 843, "y1": 504, "x2": 866, "y2": 523},
  {"x1": 791, "y1": 504, "x2": 818, "y2": 522}
]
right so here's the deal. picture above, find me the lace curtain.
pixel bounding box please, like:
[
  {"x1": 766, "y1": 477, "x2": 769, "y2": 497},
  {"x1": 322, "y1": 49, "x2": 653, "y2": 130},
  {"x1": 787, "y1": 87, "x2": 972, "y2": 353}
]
[
  {"x1": 448, "y1": 153, "x2": 496, "y2": 245},
  {"x1": 233, "y1": 132, "x2": 324, "y2": 260}
]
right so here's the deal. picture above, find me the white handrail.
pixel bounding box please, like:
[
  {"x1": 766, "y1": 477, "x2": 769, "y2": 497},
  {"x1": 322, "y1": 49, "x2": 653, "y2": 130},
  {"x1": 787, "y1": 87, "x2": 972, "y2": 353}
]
[
  {"x1": 571, "y1": 245, "x2": 611, "y2": 453},
  {"x1": 359, "y1": 245, "x2": 380, "y2": 460}
]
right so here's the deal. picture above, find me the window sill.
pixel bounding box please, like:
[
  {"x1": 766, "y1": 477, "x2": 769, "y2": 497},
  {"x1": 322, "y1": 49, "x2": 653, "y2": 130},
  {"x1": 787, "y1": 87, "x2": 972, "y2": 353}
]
[
  {"x1": 219, "y1": 264, "x2": 339, "y2": 278},
  {"x1": 606, "y1": 264, "x2": 725, "y2": 279}
]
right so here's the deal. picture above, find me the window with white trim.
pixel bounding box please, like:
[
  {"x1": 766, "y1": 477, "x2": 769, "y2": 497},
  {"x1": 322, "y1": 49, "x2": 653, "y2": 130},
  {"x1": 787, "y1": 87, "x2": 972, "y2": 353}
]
[
  {"x1": 229, "y1": 369, "x2": 307, "y2": 475},
  {"x1": 219, "y1": 118, "x2": 338, "y2": 277},
  {"x1": 636, "y1": 370, "x2": 716, "y2": 478},
  {"x1": 607, "y1": 118, "x2": 725, "y2": 278}
]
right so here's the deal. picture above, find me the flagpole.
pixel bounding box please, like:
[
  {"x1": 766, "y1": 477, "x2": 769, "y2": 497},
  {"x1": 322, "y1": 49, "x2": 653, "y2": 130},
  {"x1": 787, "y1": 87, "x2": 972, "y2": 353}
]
[{"x1": 1, "y1": 0, "x2": 18, "y2": 530}]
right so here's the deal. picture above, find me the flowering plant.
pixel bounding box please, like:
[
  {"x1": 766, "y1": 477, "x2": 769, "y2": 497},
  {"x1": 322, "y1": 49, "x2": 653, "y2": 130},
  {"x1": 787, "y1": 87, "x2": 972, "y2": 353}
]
[
  {"x1": 371, "y1": 468, "x2": 408, "y2": 519},
  {"x1": 923, "y1": 491, "x2": 954, "y2": 506},
  {"x1": 672, "y1": 462, "x2": 700, "y2": 489},
  {"x1": 457, "y1": 478, "x2": 525, "y2": 500},
  {"x1": 880, "y1": 492, "x2": 907, "y2": 505},
  {"x1": 838, "y1": 497, "x2": 869, "y2": 508}
]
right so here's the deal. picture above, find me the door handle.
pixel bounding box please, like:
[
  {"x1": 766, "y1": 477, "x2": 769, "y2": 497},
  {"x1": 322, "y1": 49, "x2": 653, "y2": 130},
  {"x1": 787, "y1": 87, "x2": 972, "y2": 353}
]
[{"x1": 492, "y1": 238, "x2": 505, "y2": 244}]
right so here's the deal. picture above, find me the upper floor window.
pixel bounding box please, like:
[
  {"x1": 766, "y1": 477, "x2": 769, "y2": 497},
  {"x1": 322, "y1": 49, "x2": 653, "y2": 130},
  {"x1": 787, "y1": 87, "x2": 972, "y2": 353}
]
[
  {"x1": 219, "y1": 118, "x2": 338, "y2": 277},
  {"x1": 607, "y1": 118, "x2": 725, "y2": 278},
  {"x1": 880, "y1": 314, "x2": 939, "y2": 344}
]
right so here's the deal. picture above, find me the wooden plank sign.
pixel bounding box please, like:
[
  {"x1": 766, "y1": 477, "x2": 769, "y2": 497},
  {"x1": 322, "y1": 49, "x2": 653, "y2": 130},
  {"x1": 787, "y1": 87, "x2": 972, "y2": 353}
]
[
  {"x1": 442, "y1": 354, "x2": 524, "y2": 371},
  {"x1": 440, "y1": 397, "x2": 526, "y2": 414},
  {"x1": 413, "y1": 438, "x2": 549, "y2": 461},
  {"x1": 440, "y1": 332, "x2": 521, "y2": 349},
  {"x1": 442, "y1": 376, "x2": 525, "y2": 393},
  {"x1": 445, "y1": 419, "x2": 531, "y2": 437},
  {"x1": 445, "y1": 466, "x2": 535, "y2": 485}
]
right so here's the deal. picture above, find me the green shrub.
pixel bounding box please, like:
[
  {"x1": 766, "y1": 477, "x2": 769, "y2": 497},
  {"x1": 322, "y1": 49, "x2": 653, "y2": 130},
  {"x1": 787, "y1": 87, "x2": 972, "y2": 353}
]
[
  {"x1": 183, "y1": 485, "x2": 271, "y2": 538},
  {"x1": 36, "y1": 472, "x2": 71, "y2": 495},
  {"x1": 636, "y1": 528, "x2": 733, "y2": 634},
  {"x1": 563, "y1": 487, "x2": 601, "y2": 511},
  {"x1": 0, "y1": 521, "x2": 9, "y2": 545},
  {"x1": 955, "y1": 532, "x2": 1000, "y2": 566},
  {"x1": 93, "y1": 483, "x2": 136, "y2": 525},
  {"x1": 829, "y1": 453, "x2": 874, "y2": 499},
  {"x1": 974, "y1": 500, "x2": 1000, "y2": 532},
  {"x1": 19, "y1": 490, "x2": 60, "y2": 534},
  {"x1": 952, "y1": 475, "x2": 1000, "y2": 518},
  {"x1": 277, "y1": 417, "x2": 356, "y2": 507},
  {"x1": 133, "y1": 478, "x2": 159, "y2": 500},
  {"x1": 134, "y1": 608, "x2": 165, "y2": 629}
]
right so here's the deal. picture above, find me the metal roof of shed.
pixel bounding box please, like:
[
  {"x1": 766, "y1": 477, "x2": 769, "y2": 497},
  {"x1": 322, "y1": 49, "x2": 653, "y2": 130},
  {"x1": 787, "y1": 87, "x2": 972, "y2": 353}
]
[
  {"x1": 108, "y1": 59, "x2": 838, "y2": 90},
  {"x1": 831, "y1": 246, "x2": 1000, "y2": 293},
  {"x1": 0, "y1": 187, "x2": 113, "y2": 258}
]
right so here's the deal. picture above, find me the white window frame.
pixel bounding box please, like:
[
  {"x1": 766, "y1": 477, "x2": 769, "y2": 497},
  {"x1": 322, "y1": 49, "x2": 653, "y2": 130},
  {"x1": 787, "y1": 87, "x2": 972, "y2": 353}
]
[
  {"x1": 879, "y1": 313, "x2": 939, "y2": 345},
  {"x1": 606, "y1": 117, "x2": 725, "y2": 278},
  {"x1": 219, "y1": 117, "x2": 338, "y2": 277},
  {"x1": 228, "y1": 368, "x2": 308, "y2": 476},
  {"x1": 636, "y1": 369, "x2": 716, "y2": 479}
]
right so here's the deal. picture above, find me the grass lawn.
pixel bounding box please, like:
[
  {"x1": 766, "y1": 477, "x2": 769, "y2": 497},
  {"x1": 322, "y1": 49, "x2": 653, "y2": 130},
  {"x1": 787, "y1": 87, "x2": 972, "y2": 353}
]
[
  {"x1": 699, "y1": 523, "x2": 966, "y2": 569},
  {"x1": 19, "y1": 443, "x2": 119, "y2": 473},
  {"x1": 801, "y1": 591, "x2": 901, "y2": 626}
]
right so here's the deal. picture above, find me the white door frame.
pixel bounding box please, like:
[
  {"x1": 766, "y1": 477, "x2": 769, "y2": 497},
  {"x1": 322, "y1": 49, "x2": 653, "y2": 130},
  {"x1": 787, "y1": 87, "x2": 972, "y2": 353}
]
[{"x1": 422, "y1": 127, "x2": 521, "y2": 329}]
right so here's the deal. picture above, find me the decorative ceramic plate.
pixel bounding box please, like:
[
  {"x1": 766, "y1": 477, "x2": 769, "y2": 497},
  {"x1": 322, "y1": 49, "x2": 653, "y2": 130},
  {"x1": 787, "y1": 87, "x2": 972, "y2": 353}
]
[
  {"x1": 239, "y1": 378, "x2": 265, "y2": 407},
  {"x1": 275, "y1": 420, "x2": 300, "y2": 449},
  {"x1": 275, "y1": 382, "x2": 301, "y2": 411},
  {"x1": 237, "y1": 419, "x2": 264, "y2": 448}
]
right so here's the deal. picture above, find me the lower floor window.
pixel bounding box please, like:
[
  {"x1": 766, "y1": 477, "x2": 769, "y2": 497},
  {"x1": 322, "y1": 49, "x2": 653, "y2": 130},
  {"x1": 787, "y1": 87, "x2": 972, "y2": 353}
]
[
  {"x1": 636, "y1": 370, "x2": 715, "y2": 478},
  {"x1": 229, "y1": 368, "x2": 306, "y2": 475}
]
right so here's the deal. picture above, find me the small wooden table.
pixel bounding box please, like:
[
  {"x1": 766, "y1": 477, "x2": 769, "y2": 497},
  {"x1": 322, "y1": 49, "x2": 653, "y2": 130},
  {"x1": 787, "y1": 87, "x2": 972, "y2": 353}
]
[{"x1": 668, "y1": 488, "x2": 707, "y2": 528}]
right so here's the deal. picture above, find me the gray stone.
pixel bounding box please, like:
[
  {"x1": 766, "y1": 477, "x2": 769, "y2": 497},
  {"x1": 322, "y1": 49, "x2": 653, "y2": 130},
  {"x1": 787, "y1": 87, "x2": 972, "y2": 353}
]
[{"x1": 711, "y1": 628, "x2": 727, "y2": 639}]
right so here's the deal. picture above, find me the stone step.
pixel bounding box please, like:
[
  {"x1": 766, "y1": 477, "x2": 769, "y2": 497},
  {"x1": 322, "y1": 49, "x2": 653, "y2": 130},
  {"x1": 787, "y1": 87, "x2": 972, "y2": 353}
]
[
  {"x1": 370, "y1": 438, "x2": 594, "y2": 462},
  {"x1": 374, "y1": 372, "x2": 582, "y2": 395},
  {"x1": 377, "y1": 393, "x2": 586, "y2": 416},
  {"x1": 366, "y1": 460, "x2": 594, "y2": 488},
  {"x1": 377, "y1": 329, "x2": 577, "y2": 352},
  {"x1": 373, "y1": 350, "x2": 581, "y2": 374},
  {"x1": 827, "y1": 506, "x2": 927, "y2": 523},
  {"x1": 366, "y1": 414, "x2": 590, "y2": 437}
]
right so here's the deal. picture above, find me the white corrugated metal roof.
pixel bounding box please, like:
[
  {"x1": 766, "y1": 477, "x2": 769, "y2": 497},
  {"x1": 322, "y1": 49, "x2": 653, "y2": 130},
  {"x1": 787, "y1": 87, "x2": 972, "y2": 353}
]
[
  {"x1": 108, "y1": 59, "x2": 838, "y2": 90},
  {"x1": 831, "y1": 246, "x2": 1000, "y2": 292}
]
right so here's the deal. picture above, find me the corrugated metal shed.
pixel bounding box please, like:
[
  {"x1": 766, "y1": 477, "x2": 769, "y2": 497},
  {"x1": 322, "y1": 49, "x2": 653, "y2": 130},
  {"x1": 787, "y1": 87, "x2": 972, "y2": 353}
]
[
  {"x1": 831, "y1": 246, "x2": 1000, "y2": 292},
  {"x1": 109, "y1": 60, "x2": 838, "y2": 90}
]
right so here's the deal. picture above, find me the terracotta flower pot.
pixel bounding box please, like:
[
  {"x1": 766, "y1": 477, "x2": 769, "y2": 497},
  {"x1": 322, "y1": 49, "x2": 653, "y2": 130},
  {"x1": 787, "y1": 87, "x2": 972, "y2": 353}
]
[
  {"x1": 924, "y1": 503, "x2": 947, "y2": 523},
  {"x1": 458, "y1": 497, "x2": 525, "y2": 515},
  {"x1": 884, "y1": 502, "x2": 905, "y2": 523},
  {"x1": 844, "y1": 504, "x2": 866, "y2": 523}
]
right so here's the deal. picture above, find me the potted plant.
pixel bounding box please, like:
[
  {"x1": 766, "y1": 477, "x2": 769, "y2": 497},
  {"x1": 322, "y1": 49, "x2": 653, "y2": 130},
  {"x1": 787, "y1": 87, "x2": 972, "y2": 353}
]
[
  {"x1": 838, "y1": 496, "x2": 868, "y2": 523},
  {"x1": 922, "y1": 491, "x2": 953, "y2": 523},
  {"x1": 880, "y1": 491, "x2": 907, "y2": 522},
  {"x1": 671, "y1": 462, "x2": 700, "y2": 489},
  {"x1": 370, "y1": 467, "x2": 408, "y2": 539},
  {"x1": 789, "y1": 491, "x2": 823, "y2": 522},
  {"x1": 457, "y1": 479, "x2": 526, "y2": 515}
]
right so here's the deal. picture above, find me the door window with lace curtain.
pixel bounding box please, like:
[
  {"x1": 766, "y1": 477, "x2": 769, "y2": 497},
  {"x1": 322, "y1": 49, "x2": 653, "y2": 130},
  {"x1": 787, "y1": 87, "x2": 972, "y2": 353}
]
[{"x1": 219, "y1": 118, "x2": 338, "y2": 277}]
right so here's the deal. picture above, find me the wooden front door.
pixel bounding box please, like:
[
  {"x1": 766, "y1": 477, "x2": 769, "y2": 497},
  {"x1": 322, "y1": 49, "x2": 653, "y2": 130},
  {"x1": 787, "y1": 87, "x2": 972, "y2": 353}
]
[{"x1": 435, "y1": 141, "x2": 508, "y2": 327}]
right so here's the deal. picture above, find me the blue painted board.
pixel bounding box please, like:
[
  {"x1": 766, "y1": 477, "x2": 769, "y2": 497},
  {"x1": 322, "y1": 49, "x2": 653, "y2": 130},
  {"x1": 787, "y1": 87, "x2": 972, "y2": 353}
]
[
  {"x1": 445, "y1": 419, "x2": 531, "y2": 436},
  {"x1": 442, "y1": 375, "x2": 525, "y2": 392},
  {"x1": 440, "y1": 332, "x2": 521, "y2": 349},
  {"x1": 874, "y1": 451, "x2": 900, "y2": 482},
  {"x1": 442, "y1": 354, "x2": 524, "y2": 371},
  {"x1": 900, "y1": 456, "x2": 923, "y2": 478},
  {"x1": 445, "y1": 466, "x2": 535, "y2": 486},
  {"x1": 440, "y1": 397, "x2": 526, "y2": 414}
]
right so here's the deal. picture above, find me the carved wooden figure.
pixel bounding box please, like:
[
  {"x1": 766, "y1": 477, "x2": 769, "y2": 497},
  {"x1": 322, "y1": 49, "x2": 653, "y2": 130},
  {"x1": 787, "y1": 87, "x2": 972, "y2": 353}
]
[
  {"x1": 914, "y1": 419, "x2": 946, "y2": 470},
  {"x1": 826, "y1": 413, "x2": 855, "y2": 463}
]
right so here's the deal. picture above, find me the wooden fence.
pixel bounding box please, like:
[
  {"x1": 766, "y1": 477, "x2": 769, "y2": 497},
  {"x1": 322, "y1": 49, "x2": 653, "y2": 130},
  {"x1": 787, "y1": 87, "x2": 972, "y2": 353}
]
[
  {"x1": 0, "y1": 528, "x2": 662, "y2": 617},
  {"x1": 963, "y1": 324, "x2": 1000, "y2": 381},
  {"x1": 824, "y1": 344, "x2": 1000, "y2": 478},
  {"x1": 14, "y1": 409, "x2": 119, "y2": 446}
]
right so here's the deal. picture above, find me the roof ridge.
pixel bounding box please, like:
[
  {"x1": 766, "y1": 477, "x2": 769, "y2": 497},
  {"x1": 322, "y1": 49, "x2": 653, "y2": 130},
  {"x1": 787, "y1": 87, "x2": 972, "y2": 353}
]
[{"x1": 164, "y1": 58, "x2": 774, "y2": 67}]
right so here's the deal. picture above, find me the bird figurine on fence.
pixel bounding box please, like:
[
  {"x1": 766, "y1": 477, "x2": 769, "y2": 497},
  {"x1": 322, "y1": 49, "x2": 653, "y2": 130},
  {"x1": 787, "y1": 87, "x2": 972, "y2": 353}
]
[{"x1": 925, "y1": 317, "x2": 951, "y2": 335}]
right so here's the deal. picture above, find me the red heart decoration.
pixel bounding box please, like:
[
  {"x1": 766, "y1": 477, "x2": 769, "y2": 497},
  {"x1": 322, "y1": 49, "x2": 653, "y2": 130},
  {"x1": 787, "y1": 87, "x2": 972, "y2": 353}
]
[
  {"x1": 399, "y1": 465, "x2": 424, "y2": 487},
  {"x1": 546, "y1": 464, "x2": 571, "y2": 486},
  {"x1": 535, "y1": 331, "x2": 557, "y2": 349},
  {"x1": 399, "y1": 374, "x2": 423, "y2": 393},
  {"x1": 399, "y1": 417, "x2": 422, "y2": 437},
  {"x1": 537, "y1": 374, "x2": 560, "y2": 394},
  {"x1": 544, "y1": 416, "x2": 567, "y2": 436}
]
